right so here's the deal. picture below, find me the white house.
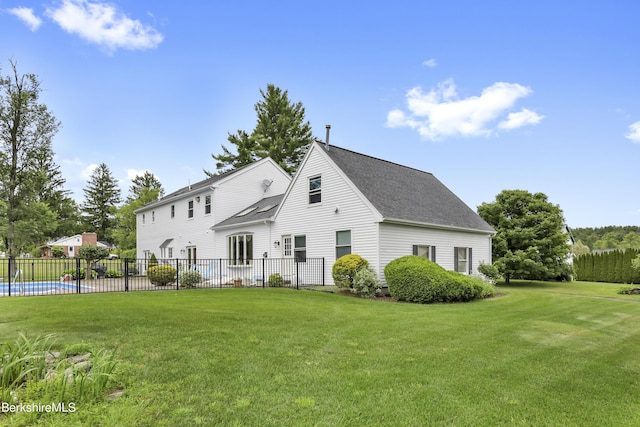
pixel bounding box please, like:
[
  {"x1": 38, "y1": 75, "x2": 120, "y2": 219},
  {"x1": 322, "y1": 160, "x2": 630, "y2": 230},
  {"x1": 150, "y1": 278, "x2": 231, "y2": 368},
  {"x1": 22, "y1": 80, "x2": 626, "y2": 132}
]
[
  {"x1": 210, "y1": 141, "x2": 495, "y2": 285},
  {"x1": 135, "y1": 157, "x2": 291, "y2": 265}
]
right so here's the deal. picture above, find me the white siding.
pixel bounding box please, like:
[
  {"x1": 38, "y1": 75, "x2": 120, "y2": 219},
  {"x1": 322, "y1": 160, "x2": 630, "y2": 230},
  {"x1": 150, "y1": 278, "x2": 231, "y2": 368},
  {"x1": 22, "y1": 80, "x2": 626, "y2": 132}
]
[
  {"x1": 379, "y1": 222, "x2": 492, "y2": 276},
  {"x1": 271, "y1": 144, "x2": 381, "y2": 285},
  {"x1": 136, "y1": 159, "x2": 290, "y2": 260}
]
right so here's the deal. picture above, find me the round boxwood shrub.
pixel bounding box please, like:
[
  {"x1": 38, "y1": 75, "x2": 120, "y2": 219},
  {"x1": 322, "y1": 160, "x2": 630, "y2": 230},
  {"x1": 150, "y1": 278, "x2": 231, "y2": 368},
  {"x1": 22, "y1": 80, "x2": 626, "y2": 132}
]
[
  {"x1": 179, "y1": 270, "x2": 202, "y2": 288},
  {"x1": 384, "y1": 256, "x2": 494, "y2": 304},
  {"x1": 332, "y1": 254, "x2": 369, "y2": 289},
  {"x1": 268, "y1": 273, "x2": 284, "y2": 287},
  {"x1": 147, "y1": 265, "x2": 177, "y2": 286}
]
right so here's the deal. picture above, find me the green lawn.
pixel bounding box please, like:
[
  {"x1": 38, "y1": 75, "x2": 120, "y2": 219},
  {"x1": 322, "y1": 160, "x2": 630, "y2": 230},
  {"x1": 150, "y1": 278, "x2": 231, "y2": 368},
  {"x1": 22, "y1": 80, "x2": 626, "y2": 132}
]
[{"x1": 1, "y1": 281, "x2": 640, "y2": 426}]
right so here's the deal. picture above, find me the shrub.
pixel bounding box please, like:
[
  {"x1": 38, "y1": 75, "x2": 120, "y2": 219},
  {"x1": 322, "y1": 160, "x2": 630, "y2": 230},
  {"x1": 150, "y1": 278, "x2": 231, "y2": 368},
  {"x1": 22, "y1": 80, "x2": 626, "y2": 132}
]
[
  {"x1": 52, "y1": 246, "x2": 66, "y2": 258},
  {"x1": 332, "y1": 254, "x2": 369, "y2": 289},
  {"x1": 352, "y1": 267, "x2": 382, "y2": 298},
  {"x1": 478, "y1": 263, "x2": 501, "y2": 284},
  {"x1": 148, "y1": 253, "x2": 159, "y2": 268},
  {"x1": 384, "y1": 255, "x2": 494, "y2": 304},
  {"x1": 62, "y1": 268, "x2": 91, "y2": 280},
  {"x1": 120, "y1": 248, "x2": 136, "y2": 259},
  {"x1": 105, "y1": 269, "x2": 123, "y2": 278},
  {"x1": 268, "y1": 273, "x2": 284, "y2": 287},
  {"x1": 179, "y1": 270, "x2": 202, "y2": 288},
  {"x1": 147, "y1": 265, "x2": 177, "y2": 286}
]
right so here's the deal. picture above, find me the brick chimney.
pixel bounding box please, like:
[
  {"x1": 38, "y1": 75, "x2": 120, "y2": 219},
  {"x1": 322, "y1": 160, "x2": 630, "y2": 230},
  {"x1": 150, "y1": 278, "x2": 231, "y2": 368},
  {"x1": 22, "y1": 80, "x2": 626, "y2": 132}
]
[{"x1": 82, "y1": 232, "x2": 98, "y2": 246}]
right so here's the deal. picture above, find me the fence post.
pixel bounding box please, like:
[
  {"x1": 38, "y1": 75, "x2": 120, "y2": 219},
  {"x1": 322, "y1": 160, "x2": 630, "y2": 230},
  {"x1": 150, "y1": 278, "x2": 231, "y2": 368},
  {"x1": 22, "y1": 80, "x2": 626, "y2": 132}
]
[
  {"x1": 124, "y1": 258, "x2": 129, "y2": 291},
  {"x1": 262, "y1": 258, "x2": 266, "y2": 288},
  {"x1": 8, "y1": 256, "x2": 12, "y2": 297},
  {"x1": 176, "y1": 259, "x2": 180, "y2": 291},
  {"x1": 296, "y1": 261, "x2": 299, "y2": 290},
  {"x1": 76, "y1": 257, "x2": 81, "y2": 294},
  {"x1": 322, "y1": 257, "x2": 325, "y2": 286}
]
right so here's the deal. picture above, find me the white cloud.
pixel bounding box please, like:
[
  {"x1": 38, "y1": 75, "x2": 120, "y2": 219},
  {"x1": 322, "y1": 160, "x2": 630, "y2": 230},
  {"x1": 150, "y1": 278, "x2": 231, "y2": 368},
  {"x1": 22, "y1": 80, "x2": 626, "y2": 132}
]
[
  {"x1": 8, "y1": 7, "x2": 43, "y2": 31},
  {"x1": 625, "y1": 121, "x2": 640, "y2": 143},
  {"x1": 46, "y1": 0, "x2": 163, "y2": 52},
  {"x1": 81, "y1": 163, "x2": 98, "y2": 180},
  {"x1": 422, "y1": 58, "x2": 438, "y2": 68},
  {"x1": 498, "y1": 108, "x2": 544, "y2": 130},
  {"x1": 127, "y1": 168, "x2": 149, "y2": 180},
  {"x1": 386, "y1": 79, "x2": 543, "y2": 140}
]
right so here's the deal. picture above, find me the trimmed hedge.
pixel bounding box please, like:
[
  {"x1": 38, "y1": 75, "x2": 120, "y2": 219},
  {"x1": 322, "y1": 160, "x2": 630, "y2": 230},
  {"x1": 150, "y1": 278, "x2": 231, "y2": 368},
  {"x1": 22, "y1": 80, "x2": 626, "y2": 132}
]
[{"x1": 384, "y1": 255, "x2": 495, "y2": 303}]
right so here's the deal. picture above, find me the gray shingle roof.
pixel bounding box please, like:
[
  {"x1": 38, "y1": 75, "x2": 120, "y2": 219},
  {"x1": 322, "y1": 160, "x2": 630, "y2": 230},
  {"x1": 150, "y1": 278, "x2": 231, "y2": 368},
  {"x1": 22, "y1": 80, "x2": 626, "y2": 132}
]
[
  {"x1": 321, "y1": 143, "x2": 494, "y2": 233},
  {"x1": 213, "y1": 194, "x2": 284, "y2": 228}
]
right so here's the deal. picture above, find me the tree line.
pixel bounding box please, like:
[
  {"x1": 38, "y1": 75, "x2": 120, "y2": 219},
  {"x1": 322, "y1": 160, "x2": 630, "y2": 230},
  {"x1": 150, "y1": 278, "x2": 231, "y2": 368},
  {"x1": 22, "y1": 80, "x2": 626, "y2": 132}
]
[{"x1": 571, "y1": 226, "x2": 640, "y2": 253}]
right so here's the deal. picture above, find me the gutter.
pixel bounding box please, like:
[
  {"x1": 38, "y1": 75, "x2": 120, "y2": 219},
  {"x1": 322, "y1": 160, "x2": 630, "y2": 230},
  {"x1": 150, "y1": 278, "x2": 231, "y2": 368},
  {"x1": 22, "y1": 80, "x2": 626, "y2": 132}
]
[{"x1": 381, "y1": 217, "x2": 495, "y2": 235}]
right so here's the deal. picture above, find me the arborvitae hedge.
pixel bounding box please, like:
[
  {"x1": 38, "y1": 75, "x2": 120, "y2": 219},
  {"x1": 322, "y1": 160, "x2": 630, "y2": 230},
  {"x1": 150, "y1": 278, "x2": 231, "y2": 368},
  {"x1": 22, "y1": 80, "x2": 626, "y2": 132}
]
[{"x1": 574, "y1": 249, "x2": 640, "y2": 283}]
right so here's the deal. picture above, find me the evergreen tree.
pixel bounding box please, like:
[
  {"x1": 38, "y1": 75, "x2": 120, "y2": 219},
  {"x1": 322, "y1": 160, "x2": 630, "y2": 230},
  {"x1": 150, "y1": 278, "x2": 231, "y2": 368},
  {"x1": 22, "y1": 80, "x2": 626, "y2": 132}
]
[
  {"x1": 128, "y1": 171, "x2": 164, "y2": 202},
  {"x1": 206, "y1": 84, "x2": 314, "y2": 176},
  {"x1": 81, "y1": 163, "x2": 121, "y2": 244},
  {"x1": 0, "y1": 60, "x2": 61, "y2": 258},
  {"x1": 477, "y1": 189, "x2": 571, "y2": 284}
]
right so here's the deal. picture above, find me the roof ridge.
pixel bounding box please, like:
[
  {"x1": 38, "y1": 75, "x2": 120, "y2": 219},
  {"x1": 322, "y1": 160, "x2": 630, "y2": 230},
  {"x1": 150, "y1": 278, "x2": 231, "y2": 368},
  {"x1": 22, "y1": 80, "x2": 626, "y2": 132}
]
[{"x1": 317, "y1": 141, "x2": 434, "y2": 176}]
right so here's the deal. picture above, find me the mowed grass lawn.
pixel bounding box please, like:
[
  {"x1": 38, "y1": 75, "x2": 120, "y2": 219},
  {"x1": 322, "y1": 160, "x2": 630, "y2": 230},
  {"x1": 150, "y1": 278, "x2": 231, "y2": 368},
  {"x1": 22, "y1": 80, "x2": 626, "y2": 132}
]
[{"x1": 2, "y1": 281, "x2": 640, "y2": 426}]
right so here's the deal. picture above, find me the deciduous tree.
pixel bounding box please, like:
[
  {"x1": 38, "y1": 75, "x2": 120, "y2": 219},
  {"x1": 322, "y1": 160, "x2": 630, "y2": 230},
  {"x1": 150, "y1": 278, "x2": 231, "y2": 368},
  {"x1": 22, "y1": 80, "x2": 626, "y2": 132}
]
[
  {"x1": 478, "y1": 189, "x2": 571, "y2": 284},
  {"x1": 0, "y1": 59, "x2": 60, "y2": 259}
]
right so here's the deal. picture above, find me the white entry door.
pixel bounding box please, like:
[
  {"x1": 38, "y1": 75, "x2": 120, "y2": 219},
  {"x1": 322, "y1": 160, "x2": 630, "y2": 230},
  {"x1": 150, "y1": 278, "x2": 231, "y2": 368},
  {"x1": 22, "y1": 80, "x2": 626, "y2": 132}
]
[{"x1": 281, "y1": 235, "x2": 293, "y2": 284}]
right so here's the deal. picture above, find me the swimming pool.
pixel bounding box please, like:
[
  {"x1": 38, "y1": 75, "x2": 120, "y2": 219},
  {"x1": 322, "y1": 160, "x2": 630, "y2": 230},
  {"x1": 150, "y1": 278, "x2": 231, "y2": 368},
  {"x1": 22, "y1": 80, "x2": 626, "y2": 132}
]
[{"x1": 0, "y1": 281, "x2": 90, "y2": 295}]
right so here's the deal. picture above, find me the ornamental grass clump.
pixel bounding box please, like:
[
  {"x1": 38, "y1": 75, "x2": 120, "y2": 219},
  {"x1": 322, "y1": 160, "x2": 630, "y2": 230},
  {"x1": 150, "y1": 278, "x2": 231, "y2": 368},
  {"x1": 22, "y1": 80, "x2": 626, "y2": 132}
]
[{"x1": 384, "y1": 255, "x2": 494, "y2": 304}]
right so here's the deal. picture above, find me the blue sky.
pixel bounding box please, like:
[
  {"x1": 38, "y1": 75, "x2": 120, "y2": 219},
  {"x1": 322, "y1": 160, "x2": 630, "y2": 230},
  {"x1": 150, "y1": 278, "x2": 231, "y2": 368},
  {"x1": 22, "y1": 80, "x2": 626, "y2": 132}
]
[{"x1": 1, "y1": 0, "x2": 639, "y2": 228}]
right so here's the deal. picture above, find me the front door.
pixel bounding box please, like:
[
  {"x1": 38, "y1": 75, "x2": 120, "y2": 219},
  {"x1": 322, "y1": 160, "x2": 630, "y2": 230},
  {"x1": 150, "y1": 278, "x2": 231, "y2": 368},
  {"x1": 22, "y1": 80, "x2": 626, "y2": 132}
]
[
  {"x1": 281, "y1": 235, "x2": 293, "y2": 284},
  {"x1": 187, "y1": 246, "x2": 197, "y2": 268}
]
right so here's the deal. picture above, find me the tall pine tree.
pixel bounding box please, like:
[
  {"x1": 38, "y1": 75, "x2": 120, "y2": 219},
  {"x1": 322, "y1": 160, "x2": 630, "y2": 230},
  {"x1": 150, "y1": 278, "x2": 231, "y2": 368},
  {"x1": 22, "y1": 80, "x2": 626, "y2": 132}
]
[
  {"x1": 81, "y1": 163, "x2": 121, "y2": 245},
  {"x1": 206, "y1": 84, "x2": 314, "y2": 176}
]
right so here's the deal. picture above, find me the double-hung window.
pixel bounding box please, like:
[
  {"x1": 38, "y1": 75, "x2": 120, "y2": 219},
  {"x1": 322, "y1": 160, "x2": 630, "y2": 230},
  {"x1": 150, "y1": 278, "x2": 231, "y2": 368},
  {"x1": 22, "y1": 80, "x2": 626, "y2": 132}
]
[
  {"x1": 454, "y1": 247, "x2": 472, "y2": 274},
  {"x1": 294, "y1": 235, "x2": 306, "y2": 262},
  {"x1": 204, "y1": 195, "x2": 211, "y2": 214},
  {"x1": 413, "y1": 245, "x2": 436, "y2": 262},
  {"x1": 336, "y1": 230, "x2": 351, "y2": 259},
  {"x1": 188, "y1": 200, "x2": 194, "y2": 218},
  {"x1": 309, "y1": 176, "x2": 321, "y2": 204},
  {"x1": 228, "y1": 234, "x2": 253, "y2": 265},
  {"x1": 170, "y1": 205, "x2": 175, "y2": 219}
]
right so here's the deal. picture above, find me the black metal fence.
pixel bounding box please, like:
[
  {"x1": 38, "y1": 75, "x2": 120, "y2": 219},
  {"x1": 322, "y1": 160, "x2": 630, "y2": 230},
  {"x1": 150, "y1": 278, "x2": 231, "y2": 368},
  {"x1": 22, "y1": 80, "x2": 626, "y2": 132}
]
[{"x1": 0, "y1": 257, "x2": 325, "y2": 297}]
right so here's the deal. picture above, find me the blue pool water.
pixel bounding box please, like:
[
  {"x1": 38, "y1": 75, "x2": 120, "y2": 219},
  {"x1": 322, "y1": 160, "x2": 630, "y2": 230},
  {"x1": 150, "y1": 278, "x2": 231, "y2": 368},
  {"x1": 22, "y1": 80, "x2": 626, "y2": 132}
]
[{"x1": 0, "y1": 281, "x2": 90, "y2": 295}]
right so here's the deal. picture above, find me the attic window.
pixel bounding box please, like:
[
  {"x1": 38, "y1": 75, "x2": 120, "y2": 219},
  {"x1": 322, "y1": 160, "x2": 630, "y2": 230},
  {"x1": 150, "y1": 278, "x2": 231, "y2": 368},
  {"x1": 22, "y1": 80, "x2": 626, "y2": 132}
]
[
  {"x1": 309, "y1": 176, "x2": 321, "y2": 204},
  {"x1": 236, "y1": 207, "x2": 257, "y2": 217},
  {"x1": 257, "y1": 203, "x2": 277, "y2": 213}
]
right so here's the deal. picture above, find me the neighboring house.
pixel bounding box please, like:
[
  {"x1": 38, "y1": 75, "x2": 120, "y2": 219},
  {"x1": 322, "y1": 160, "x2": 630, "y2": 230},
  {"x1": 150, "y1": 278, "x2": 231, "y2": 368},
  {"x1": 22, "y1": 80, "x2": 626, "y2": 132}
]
[
  {"x1": 42, "y1": 232, "x2": 109, "y2": 258},
  {"x1": 211, "y1": 141, "x2": 495, "y2": 285},
  {"x1": 134, "y1": 157, "x2": 291, "y2": 265}
]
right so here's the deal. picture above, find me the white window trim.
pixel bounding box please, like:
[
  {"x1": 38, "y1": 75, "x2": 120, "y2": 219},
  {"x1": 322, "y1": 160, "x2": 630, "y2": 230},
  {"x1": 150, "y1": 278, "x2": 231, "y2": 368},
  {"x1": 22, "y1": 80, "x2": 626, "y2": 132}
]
[{"x1": 308, "y1": 175, "x2": 322, "y2": 205}]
